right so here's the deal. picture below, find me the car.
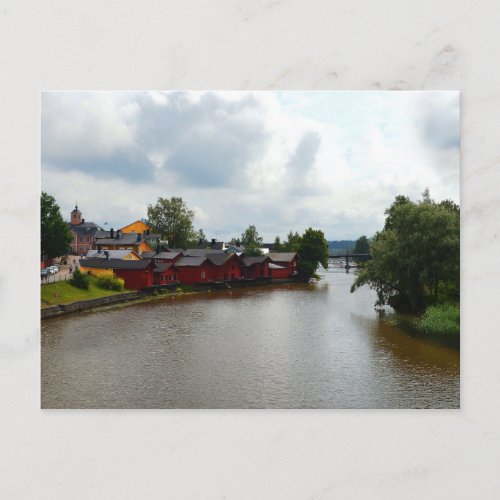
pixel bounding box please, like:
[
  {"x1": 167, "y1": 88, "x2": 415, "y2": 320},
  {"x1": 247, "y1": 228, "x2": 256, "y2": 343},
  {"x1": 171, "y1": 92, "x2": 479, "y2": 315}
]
[
  {"x1": 46, "y1": 266, "x2": 59, "y2": 274},
  {"x1": 41, "y1": 269, "x2": 49, "y2": 278}
]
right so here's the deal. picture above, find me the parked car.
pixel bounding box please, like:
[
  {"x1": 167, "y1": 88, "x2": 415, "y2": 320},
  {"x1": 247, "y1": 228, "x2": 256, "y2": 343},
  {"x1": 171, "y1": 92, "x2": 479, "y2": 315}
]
[
  {"x1": 41, "y1": 269, "x2": 49, "y2": 278},
  {"x1": 47, "y1": 265, "x2": 59, "y2": 274}
]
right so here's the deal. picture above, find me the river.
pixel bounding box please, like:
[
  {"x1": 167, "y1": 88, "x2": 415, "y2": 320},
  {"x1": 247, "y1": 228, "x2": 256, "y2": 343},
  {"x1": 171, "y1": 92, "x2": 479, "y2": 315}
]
[{"x1": 41, "y1": 269, "x2": 460, "y2": 408}]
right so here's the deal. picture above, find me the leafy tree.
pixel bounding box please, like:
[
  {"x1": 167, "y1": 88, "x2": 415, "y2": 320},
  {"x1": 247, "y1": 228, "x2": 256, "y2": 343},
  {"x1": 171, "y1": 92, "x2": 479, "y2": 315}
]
[
  {"x1": 241, "y1": 225, "x2": 263, "y2": 256},
  {"x1": 353, "y1": 235, "x2": 370, "y2": 254},
  {"x1": 281, "y1": 230, "x2": 302, "y2": 252},
  {"x1": 351, "y1": 193, "x2": 460, "y2": 312},
  {"x1": 41, "y1": 192, "x2": 72, "y2": 262},
  {"x1": 147, "y1": 197, "x2": 202, "y2": 249},
  {"x1": 297, "y1": 228, "x2": 329, "y2": 278}
]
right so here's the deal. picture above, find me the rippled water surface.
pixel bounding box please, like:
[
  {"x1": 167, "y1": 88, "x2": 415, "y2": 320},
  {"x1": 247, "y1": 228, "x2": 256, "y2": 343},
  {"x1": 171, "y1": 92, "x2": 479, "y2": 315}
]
[{"x1": 41, "y1": 270, "x2": 460, "y2": 408}]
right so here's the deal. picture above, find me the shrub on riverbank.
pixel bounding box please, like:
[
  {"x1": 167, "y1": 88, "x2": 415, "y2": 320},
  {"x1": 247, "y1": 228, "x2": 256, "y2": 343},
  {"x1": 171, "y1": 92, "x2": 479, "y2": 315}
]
[
  {"x1": 95, "y1": 273, "x2": 124, "y2": 291},
  {"x1": 396, "y1": 303, "x2": 460, "y2": 338},
  {"x1": 416, "y1": 303, "x2": 460, "y2": 336},
  {"x1": 69, "y1": 268, "x2": 90, "y2": 290}
]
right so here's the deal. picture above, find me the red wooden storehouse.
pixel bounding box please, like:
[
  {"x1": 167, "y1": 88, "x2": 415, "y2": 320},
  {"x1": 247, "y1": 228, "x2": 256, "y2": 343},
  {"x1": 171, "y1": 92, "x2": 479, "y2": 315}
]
[
  {"x1": 205, "y1": 253, "x2": 242, "y2": 281},
  {"x1": 267, "y1": 252, "x2": 299, "y2": 279},
  {"x1": 153, "y1": 262, "x2": 179, "y2": 285},
  {"x1": 81, "y1": 258, "x2": 155, "y2": 290},
  {"x1": 240, "y1": 255, "x2": 270, "y2": 279}
]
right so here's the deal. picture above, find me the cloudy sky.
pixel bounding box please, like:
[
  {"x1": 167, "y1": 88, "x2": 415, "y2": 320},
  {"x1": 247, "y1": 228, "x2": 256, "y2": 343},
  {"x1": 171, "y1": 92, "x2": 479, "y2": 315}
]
[{"x1": 41, "y1": 91, "x2": 459, "y2": 241}]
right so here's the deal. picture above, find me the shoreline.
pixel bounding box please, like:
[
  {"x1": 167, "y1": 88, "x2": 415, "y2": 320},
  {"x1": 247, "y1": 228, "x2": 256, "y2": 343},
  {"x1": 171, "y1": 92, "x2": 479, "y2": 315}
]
[
  {"x1": 384, "y1": 313, "x2": 460, "y2": 350},
  {"x1": 41, "y1": 277, "x2": 302, "y2": 320}
]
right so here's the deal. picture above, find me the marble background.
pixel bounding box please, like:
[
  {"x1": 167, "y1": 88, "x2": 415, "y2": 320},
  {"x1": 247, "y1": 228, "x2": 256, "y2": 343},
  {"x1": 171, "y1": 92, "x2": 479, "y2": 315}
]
[{"x1": 1, "y1": 1, "x2": 499, "y2": 498}]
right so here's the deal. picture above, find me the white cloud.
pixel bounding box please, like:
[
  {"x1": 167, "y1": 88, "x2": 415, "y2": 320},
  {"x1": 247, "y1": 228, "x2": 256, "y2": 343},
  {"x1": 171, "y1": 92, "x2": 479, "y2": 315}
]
[{"x1": 41, "y1": 91, "x2": 459, "y2": 241}]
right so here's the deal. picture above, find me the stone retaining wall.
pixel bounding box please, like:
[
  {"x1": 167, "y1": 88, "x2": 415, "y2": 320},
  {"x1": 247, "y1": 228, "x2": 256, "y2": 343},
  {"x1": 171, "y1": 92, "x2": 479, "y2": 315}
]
[{"x1": 41, "y1": 291, "x2": 141, "y2": 320}]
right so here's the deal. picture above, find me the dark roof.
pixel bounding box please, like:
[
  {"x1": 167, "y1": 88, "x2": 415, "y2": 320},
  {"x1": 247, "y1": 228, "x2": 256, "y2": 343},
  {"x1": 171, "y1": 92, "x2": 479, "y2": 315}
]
[
  {"x1": 206, "y1": 253, "x2": 234, "y2": 266},
  {"x1": 153, "y1": 262, "x2": 173, "y2": 273},
  {"x1": 86, "y1": 249, "x2": 137, "y2": 259},
  {"x1": 197, "y1": 240, "x2": 225, "y2": 250},
  {"x1": 81, "y1": 258, "x2": 152, "y2": 270},
  {"x1": 69, "y1": 222, "x2": 102, "y2": 237},
  {"x1": 94, "y1": 233, "x2": 144, "y2": 246},
  {"x1": 141, "y1": 251, "x2": 156, "y2": 259},
  {"x1": 154, "y1": 251, "x2": 182, "y2": 260},
  {"x1": 242, "y1": 256, "x2": 269, "y2": 266},
  {"x1": 183, "y1": 248, "x2": 225, "y2": 257},
  {"x1": 267, "y1": 252, "x2": 299, "y2": 263},
  {"x1": 262, "y1": 243, "x2": 275, "y2": 250},
  {"x1": 94, "y1": 230, "x2": 111, "y2": 239},
  {"x1": 175, "y1": 256, "x2": 208, "y2": 267}
]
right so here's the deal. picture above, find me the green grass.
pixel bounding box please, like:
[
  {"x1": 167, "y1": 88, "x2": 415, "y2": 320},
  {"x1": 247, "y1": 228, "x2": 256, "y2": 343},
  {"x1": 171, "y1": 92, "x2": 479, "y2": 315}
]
[
  {"x1": 41, "y1": 276, "x2": 130, "y2": 307},
  {"x1": 416, "y1": 303, "x2": 460, "y2": 337},
  {"x1": 395, "y1": 303, "x2": 460, "y2": 338}
]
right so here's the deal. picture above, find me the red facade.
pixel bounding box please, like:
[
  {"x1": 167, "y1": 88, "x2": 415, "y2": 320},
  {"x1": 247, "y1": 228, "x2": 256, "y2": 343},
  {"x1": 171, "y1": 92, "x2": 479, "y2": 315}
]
[
  {"x1": 269, "y1": 266, "x2": 289, "y2": 279},
  {"x1": 175, "y1": 262, "x2": 214, "y2": 285},
  {"x1": 153, "y1": 265, "x2": 178, "y2": 285},
  {"x1": 114, "y1": 266, "x2": 154, "y2": 290},
  {"x1": 241, "y1": 259, "x2": 270, "y2": 279},
  {"x1": 208, "y1": 255, "x2": 242, "y2": 281}
]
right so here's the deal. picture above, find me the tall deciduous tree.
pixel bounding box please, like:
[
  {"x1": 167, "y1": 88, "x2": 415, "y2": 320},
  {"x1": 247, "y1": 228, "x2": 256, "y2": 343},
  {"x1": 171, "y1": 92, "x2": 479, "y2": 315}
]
[
  {"x1": 351, "y1": 193, "x2": 460, "y2": 312},
  {"x1": 241, "y1": 225, "x2": 263, "y2": 256},
  {"x1": 41, "y1": 192, "x2": 72, "y2": 261},
  {"x1": 354, "y1": 235, "x2": 370, "y2": 254},
  {"x1": 297, "y1": 228, "x2": 329, "y2": 278},
  {"x1": 147, "y1": 197, "x2": 202, "y2": 249}
]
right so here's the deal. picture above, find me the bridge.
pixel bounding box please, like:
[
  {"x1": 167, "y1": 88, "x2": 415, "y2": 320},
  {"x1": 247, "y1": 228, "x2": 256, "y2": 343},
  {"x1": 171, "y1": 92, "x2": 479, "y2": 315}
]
[{"x1": 328, "y1": 251, "x2": 371, "y2": 269}]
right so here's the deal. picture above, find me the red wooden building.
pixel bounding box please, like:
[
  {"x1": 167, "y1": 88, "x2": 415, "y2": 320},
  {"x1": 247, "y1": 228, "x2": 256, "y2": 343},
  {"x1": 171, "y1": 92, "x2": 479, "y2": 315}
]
[
  {"x1": 174, "y1": 256, "x2": 213, "y2": 285},
  {"x1": 206, "y1": 253, "x2": 241, "y2": 281},
  {"x1": 81, "y1": 258, "x2": 155, "y2": 290},
  {"x1": 240, "y1": 256, "x2": 270, "y2": 279},
  {"x1": 153, "y1": 262, "x2": 178, "y2": 285},
  {"x1": 267, "y1": 252, "x2": 299, "y2": 278}
]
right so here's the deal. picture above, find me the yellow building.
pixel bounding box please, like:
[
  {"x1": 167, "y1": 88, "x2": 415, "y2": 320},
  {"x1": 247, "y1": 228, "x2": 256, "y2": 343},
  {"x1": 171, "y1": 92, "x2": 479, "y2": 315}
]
[{"x1": 119, "y1": 220, "x2": 152, "y2": 234}]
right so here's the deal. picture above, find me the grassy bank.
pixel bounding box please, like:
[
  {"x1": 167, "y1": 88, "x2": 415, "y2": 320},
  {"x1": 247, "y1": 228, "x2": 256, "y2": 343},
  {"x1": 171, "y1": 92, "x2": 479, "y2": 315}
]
[
  {"x1": 41, "y1": 276, "x2": 131, "y2": 307},
  {"x1": 393, "y1": 303, "x2": 460, "y2": 346}
]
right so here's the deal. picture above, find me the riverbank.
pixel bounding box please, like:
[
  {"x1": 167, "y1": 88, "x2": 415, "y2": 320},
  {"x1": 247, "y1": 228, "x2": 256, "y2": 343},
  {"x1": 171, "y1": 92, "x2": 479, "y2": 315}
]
[
  {"x1": 41, "y1": 277, "x2": 301, "y2": 320},
  {"x1": 41, "y1": 276, "x2": 132, "y2": 306},
  {"x1": 388, "y1": 303, "x2": 460, "y2": 349}
]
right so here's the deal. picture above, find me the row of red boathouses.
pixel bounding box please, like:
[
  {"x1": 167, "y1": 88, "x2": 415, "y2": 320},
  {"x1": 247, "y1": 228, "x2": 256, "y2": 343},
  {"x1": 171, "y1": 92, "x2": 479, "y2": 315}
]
[{"x1": 80, "y1": 250, "x2": 299, "y2": 290}]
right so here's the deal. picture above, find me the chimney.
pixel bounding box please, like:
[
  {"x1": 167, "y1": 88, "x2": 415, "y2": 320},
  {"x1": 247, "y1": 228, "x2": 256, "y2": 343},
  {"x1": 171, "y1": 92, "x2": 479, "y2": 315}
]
[
  {"x1": 211, "y1": 238, "x2": 216, "y2": 244},
  {"x1": 82, "y1": 218, "x2": 85, "y2": 224},
  {"x1": 104, "y1": 250, "x2": 109, "y2": 260},
  {"x1": 116, "y1": 230, "x2": 120, "y2": 240},
  {"x1": 110, "y1": 228, "x2": 114, "y2": 238}
]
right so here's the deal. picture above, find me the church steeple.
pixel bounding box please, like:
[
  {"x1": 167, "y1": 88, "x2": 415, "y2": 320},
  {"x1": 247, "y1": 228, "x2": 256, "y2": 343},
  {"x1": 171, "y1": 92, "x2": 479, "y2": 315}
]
[{"x1": 71, "y1": 203, "x2": 82, "y2": 225}]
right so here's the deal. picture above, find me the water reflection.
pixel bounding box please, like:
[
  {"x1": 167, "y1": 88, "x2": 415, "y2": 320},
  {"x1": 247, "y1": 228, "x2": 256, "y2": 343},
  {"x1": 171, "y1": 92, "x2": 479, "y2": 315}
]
[{"x1": 41, "y1": 270, "x2": 459, "y2": 408}]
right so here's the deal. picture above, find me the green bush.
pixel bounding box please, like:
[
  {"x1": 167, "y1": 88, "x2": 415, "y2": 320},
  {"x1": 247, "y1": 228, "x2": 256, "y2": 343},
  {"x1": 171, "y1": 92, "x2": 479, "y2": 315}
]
[
  {"x1": 415, "y1": 303, "x2": 460, "y2": 337},
  {"x1": 95, "y1": 273, "x2": 124, "y2": 291},
  {"x1": 69, "y1": 268, "x2": 90, "y2": 290}
]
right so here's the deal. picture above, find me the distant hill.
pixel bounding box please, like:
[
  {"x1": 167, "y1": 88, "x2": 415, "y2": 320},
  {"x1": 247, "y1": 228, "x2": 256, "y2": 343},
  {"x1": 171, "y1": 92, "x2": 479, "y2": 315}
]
[{"x1": 328, "y1": 240, "x2": 355, "y2": 251}]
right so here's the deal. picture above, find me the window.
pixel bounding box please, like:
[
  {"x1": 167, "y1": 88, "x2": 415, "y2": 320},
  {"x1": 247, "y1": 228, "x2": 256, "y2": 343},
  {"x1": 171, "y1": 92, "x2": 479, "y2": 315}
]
[{"x1": 201, "y1": 271, "x2": 205, "y2": 279}]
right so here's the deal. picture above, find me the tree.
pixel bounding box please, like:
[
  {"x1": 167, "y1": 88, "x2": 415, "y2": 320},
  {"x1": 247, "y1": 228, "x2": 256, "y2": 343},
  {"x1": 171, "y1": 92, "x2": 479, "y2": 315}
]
[
  {"x1": 41, "y1": 192, "x2": 72, "y2": 262},
  {"x1": 353, "y1": 235, "x2": 370, "y2": 254},
  {"x1": 273, "y1": 235, "x2": 283, "y2": 252},
  {"x1": 281, "y1": 230, "x2": 302, "y2": 252},
  {"x1": 351, "y1": 193, "x2": 460, "y2": 312},
  {"x1": 147, "y1": 197, "x2": 202, "y2": 249},
  {"x1": 297, "y1": 228, "x2": 329, "y2": 278},
  {"x1": 241, "y1": 225, "x2": 263, "y2": 256}
]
